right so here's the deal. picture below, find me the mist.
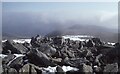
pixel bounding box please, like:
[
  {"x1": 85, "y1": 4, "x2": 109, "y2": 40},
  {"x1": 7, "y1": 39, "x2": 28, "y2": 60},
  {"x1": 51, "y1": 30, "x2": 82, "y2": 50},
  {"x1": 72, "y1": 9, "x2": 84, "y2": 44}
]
[
  {"x1": 2, "y1": 10, "x2": 118, "y2": 36},
  {"x1": 2, "y1": 2, "x2": 118, "y2": 42}
]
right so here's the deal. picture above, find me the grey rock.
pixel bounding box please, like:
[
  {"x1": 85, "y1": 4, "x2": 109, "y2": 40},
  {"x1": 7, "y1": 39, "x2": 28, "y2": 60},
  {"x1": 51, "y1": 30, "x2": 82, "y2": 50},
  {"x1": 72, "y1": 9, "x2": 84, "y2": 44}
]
[
  {"x1": 103, "y1": 63, "x2": 118, "y2": 72},
  {"x1": 19, "y1": 63, "x2": 37, "y2": 73},
  {"x1": 56, "y1": 65, "x2": 66, "y2": 74},
  {"x1": 53, "y1": 36, "x2": 65, "y2": 46},
  {"x1": 86, "y1": 39, "x2": 95, "y2": 47},
  {"x1": 38, "y1": 43, "x2": 56, "y2": 56},
  {"x1": 79, "y1": 63, "x2": 93, "y2": 73},
  {"x1": 3, "y1": 40, "x2": 28, "y2": 54},
  {"x1": 27, "y1": 48, "x2": 55, "y2": 67}
]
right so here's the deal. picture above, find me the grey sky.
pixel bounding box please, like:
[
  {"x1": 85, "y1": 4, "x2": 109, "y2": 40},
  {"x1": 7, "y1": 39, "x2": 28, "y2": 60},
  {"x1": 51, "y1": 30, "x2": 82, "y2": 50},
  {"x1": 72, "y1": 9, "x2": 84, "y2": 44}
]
[{"x1": 3, "y1": 2, "x2": 118, "y2": 31}]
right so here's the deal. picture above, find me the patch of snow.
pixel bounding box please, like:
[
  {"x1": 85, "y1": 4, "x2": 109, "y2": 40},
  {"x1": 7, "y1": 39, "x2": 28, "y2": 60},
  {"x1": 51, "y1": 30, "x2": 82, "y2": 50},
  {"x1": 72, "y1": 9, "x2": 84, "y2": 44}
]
[
  {"x1": 2, "y1": 39, "x2": 31, "y2": 43},
  {"x1": 63, "y1": 35, "x2": 93, "y2": 38},
  {"x1": 0, "y1": 54, "x2": 25, "y2": 59},
  {"x1": 63, "y1": 35, "x2": 93, "y2": 41},
  {"x1": 43, "y1": 66, "x2": 57, "y2": 73},
  {"x1": 107, "y1": 42, "x2": 115, "y2": 46},
  {"x1": 2, "y1": 40, "x2": 7, "y2": 43},
  {"x1": 62, "y1": 66, "x2": 79, "y2": 72},
  {"x1": 13, "y1": 39, "x2": 31, "y2": 43},
  {"x1": 0, "y1": 54, "x2": 7, "y2": 58},
  {"x1": 13, "y1": 54, "x2": 25, "y2": 58},
  {"x1": 93, "y1": 65, "x2": 98, "y2": 68},
  {"x1": 42, "y1": 66, "x2": 79, "y2": 73}
]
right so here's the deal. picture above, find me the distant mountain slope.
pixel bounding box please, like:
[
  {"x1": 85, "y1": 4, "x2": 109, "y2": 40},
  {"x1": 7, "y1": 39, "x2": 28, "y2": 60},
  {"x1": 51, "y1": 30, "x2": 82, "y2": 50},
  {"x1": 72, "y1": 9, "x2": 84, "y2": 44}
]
[{"x1": 46, "y1": 25, "x2": 118, "y2": 42}]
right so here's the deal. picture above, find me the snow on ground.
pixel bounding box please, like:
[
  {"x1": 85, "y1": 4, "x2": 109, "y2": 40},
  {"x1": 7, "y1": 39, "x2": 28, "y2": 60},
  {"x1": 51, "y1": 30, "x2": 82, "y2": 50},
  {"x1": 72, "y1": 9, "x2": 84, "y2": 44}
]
[
  {"x1": 0, "y1": 53, "x2": 78, "y2": 73},
  {"x1": 42, "y1": 66, "x2": 79, "y2": 73},
  {"x1": 42, "y1": 66, "x2": 57, "y2": 73},
  {"x1": 2, "y1": 40, "x2": 7, "y2": 43},
  {"x1": 107, "y1": 42, "x2": 116, "y2": 46},
  {"x1": 0, "y1": 54, "x2": 25, "y2": 59},
  {"x1": 2, "y1": 39, "x2": 31, "y2": 44},
  {"x1": 2, "y1": 35, "x2": 116, "y2": 46},
  {"x1": 13, "y1": 39, "x2": 31, "y2": 43},
  {"x1": 62, "y1": 66, "x2": 79, "y2": 72},
  {"x1": 13, "y1": 54, "x2": 25, "y2": 58},
  {"x1": 0, "y1": 54, "x2": 7, "y2": 58},
  {"x1": 63, "y1": 35, "x2": 94, "y2": 38},
  {"x1": 62, "y1": 35, "x2": 93, "y2": 41},
  {"x1": 63, "y1": 35, "x2": 116, "y2": 45}
]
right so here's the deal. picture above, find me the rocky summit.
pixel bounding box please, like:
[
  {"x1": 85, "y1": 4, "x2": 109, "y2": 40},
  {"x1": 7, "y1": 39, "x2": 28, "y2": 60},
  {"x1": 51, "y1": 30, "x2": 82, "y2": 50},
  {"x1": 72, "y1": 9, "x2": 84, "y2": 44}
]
[{"x1": 1, "y1": 35, "x2": 120, "y2": 74}]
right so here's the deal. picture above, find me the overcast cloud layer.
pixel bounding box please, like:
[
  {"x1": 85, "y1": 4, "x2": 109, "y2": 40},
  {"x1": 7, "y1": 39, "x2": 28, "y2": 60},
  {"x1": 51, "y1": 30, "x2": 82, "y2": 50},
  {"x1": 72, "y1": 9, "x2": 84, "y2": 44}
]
[{"x1": 2, "y1": 2, "x2": 118, "y2": 36}]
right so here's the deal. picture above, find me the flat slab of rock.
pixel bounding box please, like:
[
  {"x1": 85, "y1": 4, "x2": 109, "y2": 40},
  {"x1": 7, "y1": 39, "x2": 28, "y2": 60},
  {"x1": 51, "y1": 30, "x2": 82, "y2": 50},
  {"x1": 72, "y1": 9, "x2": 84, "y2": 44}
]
[
  {"x1": 27, "y1": 48, "x2": 55, "y2": 67},
  {"x1": 3, "y1": 40, "x2": 28, "y2": 54}
]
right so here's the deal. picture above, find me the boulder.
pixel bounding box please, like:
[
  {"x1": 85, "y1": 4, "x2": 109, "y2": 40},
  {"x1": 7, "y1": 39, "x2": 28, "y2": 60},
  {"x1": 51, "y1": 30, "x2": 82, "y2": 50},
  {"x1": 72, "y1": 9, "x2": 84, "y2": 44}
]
[
  {"x1": 86, "y1": 39, "x2": 95, "y2": 47},
  {"x1": 78, "y1": 41, "x2": 84, "y2": 49},
  {"x1": 92, "y1": 38, "x2": 103, "y2": 46},
  {"x1": 3, "y1": 40, "x2": 28, "y2": 54},
  {"x1": 52, "y1": 58, "x2": 62, "y2": 64},
  {"x1": 79, "y1": 63, "x2": 93, "y2": 73},
  {"x1": 67, "y1": 50, "x2": 75, "y2": 58},
  {"x1": 103, "y1": 46, "x2": 119, "y2": 64},
  {"x1": 88, "y1": 47, "x2": 98, "y2": 56},
  {"x1": 8, "y1": 56, "x2": 25, "y2": 72},
  {"x1": 103, "y1": 63, "x2": 118, "y2": 72},
  {"x1": 63, "y1": 58, "x2": 88, "y2": 67},
  {"x1": 2, "y1": 54, "x2": 15, "y2": 65},
  {"x1": 30, "y1": 37, "x2": 41, "y2": 47},
  {"x1": 7, "y1": 68, "x2": 18, "y2": 74},
  {"x1": 71, "y1": 41, "x2": 80, "y2": 49},
  {"x1": 93, "y1": 65, "x2": 102, "y2": 72},
  {"x1": 53, "y1": 36, "x2": 65, "y2": 46},
  {"x1": 78, "y1": 47, "x2": 93, "y2": 58},
  {"x1": 56, "y1": 65, "x2": 66, "y2": 74},
  {"x1": 38, "y1": 43, "x2": 56, "y2": 56},
  {"x1": 2, "y1": 54, "x2": 15, "y2": 70},
  {"x1": 19, "y1": 63, "x2": 37, "y2": 74},
  {"x1": 27, "y1": 48, "x2": 55, "y2": 67}
]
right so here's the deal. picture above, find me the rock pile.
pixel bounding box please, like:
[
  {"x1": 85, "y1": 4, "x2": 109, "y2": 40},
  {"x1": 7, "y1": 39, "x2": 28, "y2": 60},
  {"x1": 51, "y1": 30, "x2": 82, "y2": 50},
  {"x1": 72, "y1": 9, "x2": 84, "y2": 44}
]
[{"x1": 2, "y1": 35, "x2": 120, "y2": 74}]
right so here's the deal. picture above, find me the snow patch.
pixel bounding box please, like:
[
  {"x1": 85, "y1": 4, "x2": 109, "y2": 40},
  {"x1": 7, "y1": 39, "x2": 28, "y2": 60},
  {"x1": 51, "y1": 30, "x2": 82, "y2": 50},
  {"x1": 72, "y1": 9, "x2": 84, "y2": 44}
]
[
  {"x1": 63, "y1": 35, "x2": 93, "y2": 41},
  {"x1": 107, "y1": 42, "x2": 115, "y2": 46},
  {"x1": 2, "y1": 39, "x2": 31, "y2": 43},
  {"x1": 0, "y1": 54, "x2": 7, "y2": 58},
  {"x1": 13, "y1": 39, "x2": 31, "y2": 43},
  {"x1": 2, "y1": 40, "x2": 7, "y2": 43},
  {"x1": 43, "y1": 66, "x2": 56, "y2": 73},
  {"x1": 42, "y1": 66, "x2": 79, "y2": 73},
  {"x1": 13, "y1": 54, "x2": 25, "y2": 58},
  {"x1": 62, "y1": 66, "x2": 79, "y2": 72}
]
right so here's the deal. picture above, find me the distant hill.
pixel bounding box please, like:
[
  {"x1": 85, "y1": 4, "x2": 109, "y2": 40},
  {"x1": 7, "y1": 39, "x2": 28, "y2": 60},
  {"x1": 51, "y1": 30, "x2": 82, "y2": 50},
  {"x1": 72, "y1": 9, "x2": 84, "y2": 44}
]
[{"x1": 46, "y1": 25, "x2": 118, "y2": 42}]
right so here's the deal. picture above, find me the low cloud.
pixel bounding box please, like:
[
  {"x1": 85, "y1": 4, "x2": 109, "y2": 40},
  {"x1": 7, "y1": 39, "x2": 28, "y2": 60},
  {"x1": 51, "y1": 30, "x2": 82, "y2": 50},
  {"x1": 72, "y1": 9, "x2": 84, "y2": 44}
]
[{"x1": 2, "y1": 10, "x2": 118, "y2": 36}]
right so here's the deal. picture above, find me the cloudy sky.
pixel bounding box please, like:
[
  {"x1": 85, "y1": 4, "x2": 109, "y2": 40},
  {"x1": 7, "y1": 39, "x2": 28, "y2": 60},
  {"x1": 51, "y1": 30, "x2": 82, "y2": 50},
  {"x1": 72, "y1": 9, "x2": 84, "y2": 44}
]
[
  {"x1": 3, "y1": 2, "x2": 118, "y2": 28},
  {"x1": 2, "y1": 2, "x2": 118, "y2": 36}
]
